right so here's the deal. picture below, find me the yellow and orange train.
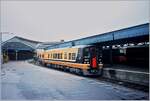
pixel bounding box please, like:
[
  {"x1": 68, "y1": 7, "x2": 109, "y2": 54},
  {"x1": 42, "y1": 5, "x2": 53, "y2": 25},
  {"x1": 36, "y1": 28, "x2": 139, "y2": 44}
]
[{"x1": 36, "y1": 45, "x2": 103, "y2": 76}]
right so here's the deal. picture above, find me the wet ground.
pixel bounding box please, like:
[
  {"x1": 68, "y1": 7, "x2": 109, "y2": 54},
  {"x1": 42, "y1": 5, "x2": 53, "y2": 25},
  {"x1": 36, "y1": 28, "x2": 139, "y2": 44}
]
[{"x1": 1, "y1": 61, "x2": 149, "y2": 100}]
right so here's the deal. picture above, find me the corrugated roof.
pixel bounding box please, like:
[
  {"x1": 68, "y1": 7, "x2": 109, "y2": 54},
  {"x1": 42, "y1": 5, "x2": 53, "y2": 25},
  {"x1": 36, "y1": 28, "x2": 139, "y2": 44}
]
[{"x1": 2, "y1": 36, "x2": 41, "y2": 49}]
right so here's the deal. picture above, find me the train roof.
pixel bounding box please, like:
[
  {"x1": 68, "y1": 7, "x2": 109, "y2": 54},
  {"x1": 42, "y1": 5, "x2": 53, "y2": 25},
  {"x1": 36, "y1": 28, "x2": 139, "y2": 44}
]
[{"x1": 45, "y1": 45, "x2": 92, "y2": 51}]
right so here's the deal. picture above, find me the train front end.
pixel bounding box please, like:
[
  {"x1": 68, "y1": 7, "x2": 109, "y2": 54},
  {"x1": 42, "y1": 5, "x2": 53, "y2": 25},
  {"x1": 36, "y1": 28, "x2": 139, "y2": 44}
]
[{"x1": 82, "y1": 46, "x2": 103, "y2": 75}]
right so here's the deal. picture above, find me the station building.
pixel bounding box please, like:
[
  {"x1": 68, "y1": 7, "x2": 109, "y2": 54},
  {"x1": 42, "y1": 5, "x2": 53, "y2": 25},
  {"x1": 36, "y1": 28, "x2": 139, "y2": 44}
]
[
  {"x1": 2, "y1": 36, "x2": 41, "y2": 60},
  {"x1": 2, "y1": 36, "x2": 63, "y2": 61}
]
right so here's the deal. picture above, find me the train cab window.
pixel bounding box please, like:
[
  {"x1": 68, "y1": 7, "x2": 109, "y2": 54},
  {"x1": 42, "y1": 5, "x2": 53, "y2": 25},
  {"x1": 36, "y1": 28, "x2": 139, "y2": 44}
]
[
  {"x1": 72, "y1": 53, "x2": 76, "y2": 60},
  {"x1": 84, "y1": 48, "x2": 90, "y2": 58},
  {"x1": 64, "y1": 52, "x2": 67, "y2": 59}
]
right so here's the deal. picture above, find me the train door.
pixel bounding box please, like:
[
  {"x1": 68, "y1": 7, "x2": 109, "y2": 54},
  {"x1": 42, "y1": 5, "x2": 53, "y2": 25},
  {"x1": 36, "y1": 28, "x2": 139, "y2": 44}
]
[{"x1": 90, "y1": 47, "x2": 98, "y2": 69}]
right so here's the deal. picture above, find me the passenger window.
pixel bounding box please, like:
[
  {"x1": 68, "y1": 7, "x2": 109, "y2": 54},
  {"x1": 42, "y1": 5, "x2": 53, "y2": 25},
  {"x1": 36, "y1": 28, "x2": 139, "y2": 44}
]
[
  {"x1": 69, "y1": 53, "x2": 72, "y2": 60},
  {"x1": 53, "y1": 54, "x2": 55, "y2": 59},
  {"x1": 58, "y1": 53, "x2": 60, "y2": 59},
  {"x1": 55, "y1": 53, "x2": 58, "y2": 59},
  {"x1": 64, "y1": 52, "x2": 67, "y2": 59},
  {"x1": 72, "y1": 53, "x2": 76, "y2": 60},
  {"x1": 60, "y1": 53, "x2": 62, "y2": 59}
]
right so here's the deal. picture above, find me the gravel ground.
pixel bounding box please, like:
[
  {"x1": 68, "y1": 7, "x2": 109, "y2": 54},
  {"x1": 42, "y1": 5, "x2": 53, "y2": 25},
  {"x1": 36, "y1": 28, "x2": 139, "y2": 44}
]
[{"x1": 1, "y1": 61, "x2": 149, "y2": 100}]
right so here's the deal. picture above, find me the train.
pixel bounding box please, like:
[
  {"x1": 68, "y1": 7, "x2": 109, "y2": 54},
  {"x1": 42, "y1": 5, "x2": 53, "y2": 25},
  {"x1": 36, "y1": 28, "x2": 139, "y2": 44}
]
[
  {"x1": 36, "y1": 45, "x2": 103, "y2": 76},
  {"x1": 36, "y1": 43, "x2": 148, "y2": 76}
]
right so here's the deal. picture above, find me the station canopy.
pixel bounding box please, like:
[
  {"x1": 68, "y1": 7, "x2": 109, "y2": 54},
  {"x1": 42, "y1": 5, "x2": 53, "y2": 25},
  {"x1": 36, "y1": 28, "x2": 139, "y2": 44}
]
[{"x1": 2, "y1": 36, "x2": 41, "y2": 60}]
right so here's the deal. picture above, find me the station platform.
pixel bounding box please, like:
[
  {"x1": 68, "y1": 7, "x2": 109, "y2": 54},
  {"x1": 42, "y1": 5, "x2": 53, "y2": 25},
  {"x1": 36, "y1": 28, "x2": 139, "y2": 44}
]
[{"x1": 102, "y1": 64, "x2": 149, "y2": 86}]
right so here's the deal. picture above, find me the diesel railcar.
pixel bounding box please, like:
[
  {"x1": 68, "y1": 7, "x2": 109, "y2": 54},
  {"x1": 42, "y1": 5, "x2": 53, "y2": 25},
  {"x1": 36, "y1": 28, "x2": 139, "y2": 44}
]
[{"x1": 37, "y1": 45, "x2": 103, "y2": 76}]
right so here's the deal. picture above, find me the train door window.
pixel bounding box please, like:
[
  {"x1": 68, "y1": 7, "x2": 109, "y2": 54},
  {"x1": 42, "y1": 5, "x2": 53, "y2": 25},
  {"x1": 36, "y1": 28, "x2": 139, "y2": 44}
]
[
  {"x1": 69, "y1": 53, "x2": 72, "y2": 60},
  {"x1": 72, "y1": 53, "x2": 76, "y2": 60},
  {"x1": 64, "y1": 52, "x2": 67, "y2": 59}
]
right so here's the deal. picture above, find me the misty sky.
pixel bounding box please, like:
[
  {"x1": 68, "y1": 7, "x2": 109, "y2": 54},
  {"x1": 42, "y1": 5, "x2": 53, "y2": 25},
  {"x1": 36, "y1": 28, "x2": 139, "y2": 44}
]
[{"x1": 1, "y1": 1, "x2": 149, "y2": 42}]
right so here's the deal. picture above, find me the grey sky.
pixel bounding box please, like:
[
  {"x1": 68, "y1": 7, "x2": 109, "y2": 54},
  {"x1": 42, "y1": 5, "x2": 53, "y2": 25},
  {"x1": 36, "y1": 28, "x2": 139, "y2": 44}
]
[{"x1": 1, "y1": 1, "x2": 149, "y2": 42}]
